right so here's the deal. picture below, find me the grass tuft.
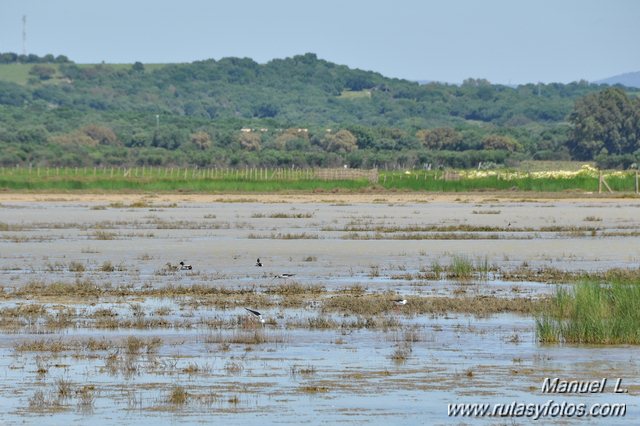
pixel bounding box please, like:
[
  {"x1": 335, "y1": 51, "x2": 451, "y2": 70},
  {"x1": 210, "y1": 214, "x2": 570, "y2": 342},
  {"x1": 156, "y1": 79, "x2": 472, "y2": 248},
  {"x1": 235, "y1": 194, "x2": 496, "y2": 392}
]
[
  {"x1": 448, "y1": 254, "x2": 474, "y2": 280},
  {"x1": 167, "y1": 385, "x2": 189, "y2": 405},
  {"x1": 537, "y1": 281, "x2": 640, "y2": 344}
]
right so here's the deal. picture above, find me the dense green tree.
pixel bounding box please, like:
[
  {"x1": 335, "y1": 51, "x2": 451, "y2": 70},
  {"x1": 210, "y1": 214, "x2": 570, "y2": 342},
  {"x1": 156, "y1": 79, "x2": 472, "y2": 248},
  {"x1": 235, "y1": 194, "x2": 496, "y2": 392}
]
[
  {"x1": 82, "y1": 124, "x2": 120, "y2": 146},
  {"x1": 237, "y1": 131, "x2": 261, "y2": 151},
  {"x1": 323, "y1": 129, "x2": 358, "y2": 153},
  {"x1": 0, "y1": 82, "x2": 30, "y2": 106},
  {"x1": 416, "y1": 128, "x2": 462, "y2": 150},
  {"x1": 131, "y1": 62, "x2": 145, "y2": 73},
  {"x1": 568, "y1": 88, "x2": 640, "y2": 160},
  {"x1": 190, "y1": 130, "x2": 212, "y2": 150},
  {"x1": 151, "y1": 128, "x2": 187, "y2": 150},
  {"x1": 482, "y1": 134, "x2": 521, "y2": 152},
  {"x1": 28, "y1": 65, "x2": 56, "y2": 81}
]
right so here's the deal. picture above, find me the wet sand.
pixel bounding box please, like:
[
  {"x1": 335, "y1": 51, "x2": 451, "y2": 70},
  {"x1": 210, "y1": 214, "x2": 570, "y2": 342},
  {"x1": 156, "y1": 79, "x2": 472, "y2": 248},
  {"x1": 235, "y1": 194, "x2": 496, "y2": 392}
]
[{"x1": 0, "y1": 190, "x2": 637, "y2": 204}]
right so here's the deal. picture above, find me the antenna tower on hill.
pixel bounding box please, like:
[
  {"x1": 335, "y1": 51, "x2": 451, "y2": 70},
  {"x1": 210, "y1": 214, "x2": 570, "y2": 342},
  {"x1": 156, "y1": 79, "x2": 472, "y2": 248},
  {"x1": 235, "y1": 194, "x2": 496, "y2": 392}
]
[{"x1": 22, "y1": 15, "x2": 27, "y2": 55}]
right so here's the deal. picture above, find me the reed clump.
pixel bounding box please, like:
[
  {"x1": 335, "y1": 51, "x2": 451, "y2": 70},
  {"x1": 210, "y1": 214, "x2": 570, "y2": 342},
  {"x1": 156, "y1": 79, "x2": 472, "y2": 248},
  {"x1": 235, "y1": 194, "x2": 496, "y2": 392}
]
[
  {"x1": 537, "y1": 281, "x2": 640, "y2": 344},
  {"x1": 447, "y1": 255, "x2": 474, "y2": 280},
  {"x1": 299, "y1": 385, "x2": 329, "y2": 394},
  {"x1": 167, "y1": 385, "x2": 189, "y2": 405},
  {"x1": 17, "y1": 279, "x2": 102, "y2": 297},
  {"x1": 323, "y1": 294, "x2": 544, "y2": 316},
  {"x1": 28, "y1": 390, "x2": 63, "y2": 412}
]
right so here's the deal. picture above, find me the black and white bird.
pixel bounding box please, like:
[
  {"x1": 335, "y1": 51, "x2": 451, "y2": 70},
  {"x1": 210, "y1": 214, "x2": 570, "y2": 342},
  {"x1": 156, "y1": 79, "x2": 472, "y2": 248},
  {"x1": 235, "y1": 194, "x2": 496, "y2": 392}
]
[
  {"x1": 179, "y1": 261, "x2": 192, "y2": 270},
  {"x1": 393, "y1": 298, "x2": 407, "y2": 306},
  {"x1": 244, "y1": 307, "x2": 265, "y2": 324},
  {"x1": 255, "y1": 258, "x2": 262, "y2": 267},
  {"x1": 274, "y1": 273, "x2": 296, "y2": 279}
]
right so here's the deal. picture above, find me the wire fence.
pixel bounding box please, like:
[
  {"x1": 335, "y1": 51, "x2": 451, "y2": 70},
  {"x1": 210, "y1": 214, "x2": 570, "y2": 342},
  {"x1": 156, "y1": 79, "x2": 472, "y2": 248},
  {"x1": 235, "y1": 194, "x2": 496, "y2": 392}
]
[
  {"x1": 1, "y1": 165, "x2": 638, "y2": 193},
  {"x1": 0, "y1": 166, "x2": 379, "y2": 183}
]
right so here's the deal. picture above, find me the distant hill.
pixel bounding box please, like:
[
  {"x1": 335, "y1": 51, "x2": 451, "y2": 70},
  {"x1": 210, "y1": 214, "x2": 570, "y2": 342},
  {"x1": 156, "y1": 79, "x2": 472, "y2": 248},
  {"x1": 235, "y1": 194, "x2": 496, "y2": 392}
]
[
  {"x1": 595, "y1": 71, "x2": 640, "y2": 88},
  {"x1": 0, "y1": 53, "x2": 614, "y2": 129},
  {"x1": 0, "y1": 52, "x2": 637, "y2": 169}
]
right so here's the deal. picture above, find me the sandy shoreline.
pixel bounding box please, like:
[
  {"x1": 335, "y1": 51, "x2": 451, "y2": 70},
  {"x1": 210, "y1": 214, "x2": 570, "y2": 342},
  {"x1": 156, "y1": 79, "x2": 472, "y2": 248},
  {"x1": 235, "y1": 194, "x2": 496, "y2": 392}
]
[{"x1": 0, "y1": 190, "x2": 638, "y2": 204}]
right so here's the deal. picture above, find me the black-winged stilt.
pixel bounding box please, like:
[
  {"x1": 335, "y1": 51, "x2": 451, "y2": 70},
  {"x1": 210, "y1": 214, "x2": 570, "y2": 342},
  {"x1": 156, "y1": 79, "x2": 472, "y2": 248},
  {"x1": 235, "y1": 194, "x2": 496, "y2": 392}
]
[
  {"x1": 256, "y1": 258, "x2": 263, "y2": 267},
  {"x1": 393, "y1": 298, "x2": 407, "y2": 306},
  {"x1": 274, "y1": 273, "x2": 295, "y2": 279},
  {"x1": 244, "y1": 307, "x2": 265, "y2": 324}
]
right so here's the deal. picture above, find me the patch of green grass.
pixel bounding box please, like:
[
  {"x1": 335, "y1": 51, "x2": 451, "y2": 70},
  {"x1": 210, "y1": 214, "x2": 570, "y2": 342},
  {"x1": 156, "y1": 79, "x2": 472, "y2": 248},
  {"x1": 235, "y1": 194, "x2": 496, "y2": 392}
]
[
  {"x1": 537, "y1": 281, "x2": 640, "y2": 344},
  {"x1": 448, "y1": 254, "x2": 474, "y2": 280},
  {"x1": 0, "y1": 63, "x2": 168, "y2": 86},
  {"x1": 0, "y1": 63, "x2": 41, "y2": 85},
  {"x1": 430, "y1": 260, "x2": 443, "y2": 280},
  {"x1": 379, "y1": 170, "x2": 639, "y2": 193},
  {"x1": 476, "y1": 256, "x2": 491, "y2": 279},
  {"x1": 0, "y1": 174, "x2": 369, "y2": 192}
]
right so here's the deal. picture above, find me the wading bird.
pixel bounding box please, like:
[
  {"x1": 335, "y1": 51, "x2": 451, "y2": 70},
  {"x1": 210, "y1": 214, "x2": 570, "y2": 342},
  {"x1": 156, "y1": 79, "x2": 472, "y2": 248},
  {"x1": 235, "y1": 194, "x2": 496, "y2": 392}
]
[
  {"x1": 179, "y1": 261, "x2": 192, "y2": 270},
  {"x1": 244, "y1": 307, "x2": 265, "y2": 324},
  {"x1": 393, "y1": 297, "x2": 407, "y2": 313},
  {"x1": 256, "y1": 258, "x2": 262, "y2": 267},
  {"x1": 274, "y1": 273, "x2": 295, "y2": 279}
]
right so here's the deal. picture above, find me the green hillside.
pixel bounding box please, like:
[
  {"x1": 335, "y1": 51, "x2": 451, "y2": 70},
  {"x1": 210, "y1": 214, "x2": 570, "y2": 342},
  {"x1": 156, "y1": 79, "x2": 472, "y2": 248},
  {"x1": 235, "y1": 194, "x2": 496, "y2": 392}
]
[{"x1": 0, "y1": 52, "x2": 638, "y2": 169}]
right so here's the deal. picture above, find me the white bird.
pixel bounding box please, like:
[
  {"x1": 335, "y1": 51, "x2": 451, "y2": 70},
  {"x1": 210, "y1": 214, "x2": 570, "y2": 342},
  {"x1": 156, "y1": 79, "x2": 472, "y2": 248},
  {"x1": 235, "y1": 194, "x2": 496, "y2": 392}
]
[
  {"x1": 256, "y1": 258, "x2": 263, "y2": 267},
  {"x1": 393, "y1": 298, "x2": 407, "y2": 306},
  {"x1": 179, "y1": 261, "x2": 192, "y2": 270},
  {"x1": 244, "y1": 307, "x2": 265, "y2": 324}
]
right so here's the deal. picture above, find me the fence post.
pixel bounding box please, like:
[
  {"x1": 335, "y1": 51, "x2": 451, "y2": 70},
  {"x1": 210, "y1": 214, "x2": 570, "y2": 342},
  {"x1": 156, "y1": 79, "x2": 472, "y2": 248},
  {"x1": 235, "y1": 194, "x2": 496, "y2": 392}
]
[{"x1": 598, "y1": 171, "x2": 602, "y2": 194}]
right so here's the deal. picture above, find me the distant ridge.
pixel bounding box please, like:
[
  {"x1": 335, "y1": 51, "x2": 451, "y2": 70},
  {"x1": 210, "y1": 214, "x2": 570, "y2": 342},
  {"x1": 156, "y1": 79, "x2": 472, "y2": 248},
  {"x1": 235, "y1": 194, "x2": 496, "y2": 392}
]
[{"x1": 595, "y1": 71, "x2": 640, "y2": 88}]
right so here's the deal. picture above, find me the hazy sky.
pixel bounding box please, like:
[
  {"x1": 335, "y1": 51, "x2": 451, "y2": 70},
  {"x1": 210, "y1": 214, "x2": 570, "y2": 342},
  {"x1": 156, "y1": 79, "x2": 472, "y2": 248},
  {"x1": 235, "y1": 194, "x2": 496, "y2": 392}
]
[{"x1": 1, "y1": 0, "x2": 639, "y2": 84}]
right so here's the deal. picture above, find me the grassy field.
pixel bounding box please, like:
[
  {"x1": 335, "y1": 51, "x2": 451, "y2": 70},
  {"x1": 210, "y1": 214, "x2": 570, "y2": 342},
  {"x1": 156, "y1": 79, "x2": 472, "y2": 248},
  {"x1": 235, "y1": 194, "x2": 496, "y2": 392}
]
[
  {"x1": 0, "y1": 63, "x2": 41, "y2": 85},
  {"x1": 0, "y1": 63, "x2": 168, "y2": 85},
  {"x1": 0, "y1": 165, "x2": 638, "y2": 193},
  {"x1": 0, "y1": 166, "x2": 370, "y2": 192}
]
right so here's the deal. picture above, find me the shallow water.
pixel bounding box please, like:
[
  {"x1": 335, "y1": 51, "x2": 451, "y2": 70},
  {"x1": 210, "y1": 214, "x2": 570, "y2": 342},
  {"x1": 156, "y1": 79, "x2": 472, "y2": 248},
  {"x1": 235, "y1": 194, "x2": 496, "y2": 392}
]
[
  {"x1": 0, "y1": 199, "x2": 639, "y2": 424},
  {"x1": 0, "y1": 310, "x2": 637, "y2": 425}
]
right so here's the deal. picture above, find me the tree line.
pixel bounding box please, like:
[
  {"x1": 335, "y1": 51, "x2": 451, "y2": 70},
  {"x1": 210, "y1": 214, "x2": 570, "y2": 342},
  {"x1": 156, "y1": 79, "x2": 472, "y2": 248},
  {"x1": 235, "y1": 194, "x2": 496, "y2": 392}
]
[{"x1": 0, "y1": 52, "x2": 71, "y2": 64}]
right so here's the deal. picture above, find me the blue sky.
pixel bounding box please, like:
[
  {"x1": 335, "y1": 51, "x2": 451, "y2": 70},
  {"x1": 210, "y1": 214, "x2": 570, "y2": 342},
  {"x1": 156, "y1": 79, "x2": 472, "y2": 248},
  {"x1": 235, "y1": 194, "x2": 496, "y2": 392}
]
[{"x1": 1, "y1": 0, "x2": 639, "y2": 84}]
